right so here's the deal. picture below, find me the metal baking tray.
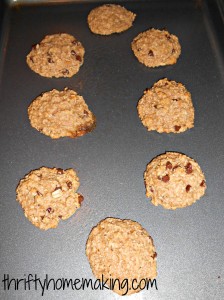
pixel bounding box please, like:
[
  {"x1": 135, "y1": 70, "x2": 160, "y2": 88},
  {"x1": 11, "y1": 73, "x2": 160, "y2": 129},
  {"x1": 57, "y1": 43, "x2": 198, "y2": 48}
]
[{"x1": 0, "y1": 0, "x2": 223, "y2": 299}]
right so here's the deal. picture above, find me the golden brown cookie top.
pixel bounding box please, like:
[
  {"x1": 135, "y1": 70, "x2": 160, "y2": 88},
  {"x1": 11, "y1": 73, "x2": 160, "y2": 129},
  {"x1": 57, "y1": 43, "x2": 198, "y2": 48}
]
[
  {"x1": 86, "y1": 217, "x2": 157, "y2": 295},
  {"x1": 16, "y1": 167, "x2": 84, "y2": 230},
  {"x1": 137, "y1": 78, "x2": 194, "y2": 133},
  {"x1": 26, "y1": 33, "x2": 85, "y2": 78},
  {"x1": 87, "y1": 4, "x2": 136, "y2": 35},
  {"x1": 28, "y1": 88, "x2": 96, "y2": 139},
  {"x1": 131, "y1": 28, "x2": 181, "y2": 67},
  {"x1": 144, "y1": 152, "x2": 206, "y2": 209}
]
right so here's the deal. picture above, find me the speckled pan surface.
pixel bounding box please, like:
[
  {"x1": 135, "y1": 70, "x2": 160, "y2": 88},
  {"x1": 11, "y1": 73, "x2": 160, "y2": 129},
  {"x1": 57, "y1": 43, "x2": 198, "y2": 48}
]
[{"x1": 0, "y1": 1, "x2": 224, "y2": 299}]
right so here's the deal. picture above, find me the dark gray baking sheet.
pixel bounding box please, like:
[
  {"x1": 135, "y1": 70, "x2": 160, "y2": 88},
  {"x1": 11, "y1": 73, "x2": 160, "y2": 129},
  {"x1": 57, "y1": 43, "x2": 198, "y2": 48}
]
[{"x1": 0, "y1": 0, "x2": 224, "y2": 299}]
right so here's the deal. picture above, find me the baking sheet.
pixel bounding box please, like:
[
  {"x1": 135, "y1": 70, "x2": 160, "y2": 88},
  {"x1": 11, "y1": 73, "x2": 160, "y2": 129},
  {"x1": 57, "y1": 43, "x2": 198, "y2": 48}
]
[{"x1": 0, "y1": 1, "x2": 224, "y2": 299}]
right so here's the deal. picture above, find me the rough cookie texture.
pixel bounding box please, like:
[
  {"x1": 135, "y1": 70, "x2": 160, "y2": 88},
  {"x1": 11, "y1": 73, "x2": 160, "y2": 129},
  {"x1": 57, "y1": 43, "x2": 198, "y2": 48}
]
[
  {"x1": 137, "y1": 78, "x2": 194, "y2": 133},
  {"x1": 87, "y1": 4, "x2": 136, "y2": 35},
  {"x1": 131, "y1": 28, "x2": 181, "y2": 67},
  {"x1": 86, "y1": 217, "x2": 157, "y2": 296},
  {"x1": 144, "y1": 152, "x2": 206, "y2": 209},
  {"x1": 16, "y1": 167, "x2": 84, "y2": 230},
  {"x1": 28, "y1": 88, "x2": 96, "y2": 139},
  {"x1": 26, "y1": 33, "x2": 85, "y2": 78}
]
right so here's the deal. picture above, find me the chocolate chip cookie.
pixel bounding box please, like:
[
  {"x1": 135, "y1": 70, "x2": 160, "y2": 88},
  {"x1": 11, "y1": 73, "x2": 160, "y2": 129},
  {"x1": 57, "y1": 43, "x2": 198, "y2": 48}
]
[
  {"x1": 87, "y1": 4, "x2": 136, "y2": 35},
  {"x1": 144, "y1": 152, "x2": 206, "y2": 209},
  {"x1": 131, "y1": 28, "x2": 181, "y2": 67},
  {"x1": 16, "y1": 167, "x2": 84, "y2": 230},
  {"x1": 137, "y1": 78, "x2": 194, "y2": 133},
  {"x1": 26, "y1": 33, "x2": 85, "y2": 78},
  {"x1": 28, "y1": 88, "x2": 96, "y2": 139},
  {"x1": 86, "y1": 217, "x2": 157, "y2": 295}
]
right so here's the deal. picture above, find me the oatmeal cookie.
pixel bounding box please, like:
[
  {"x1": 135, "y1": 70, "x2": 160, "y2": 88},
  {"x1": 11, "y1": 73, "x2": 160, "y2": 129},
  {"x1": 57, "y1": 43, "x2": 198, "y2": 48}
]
[
  {"x1": 137, "y1": 78, "x2": 194, "y2": 133},
  {"x1": 86, "y1": 217, "x2": 157, "y2": 295},
  {"x1": 144, "y1": 152, "x2": 206, "y2": 209},
  {"x1": 131, "y1": 28, "x2": 181, "y2": 67},
  {"x1": 87, "y1": 4, "x2": 136, "y2": 35},
  {"x1": 28, "y1": 88, "x2": 96, "y2": 139},
  {"x1": 16, "y1": 167, "x2": 84, "y2": 230},
  {"x1": 26, "y1": 33, "x2": 85, "y2": 78}
]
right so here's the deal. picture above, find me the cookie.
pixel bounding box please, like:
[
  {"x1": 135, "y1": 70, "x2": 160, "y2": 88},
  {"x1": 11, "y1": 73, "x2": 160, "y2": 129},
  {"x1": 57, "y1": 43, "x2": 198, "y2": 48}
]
[
  {"x1": 16, "y1": 167, "x2": 84, "y2": 230},
  {"x1": 137, "y1": 78, "x2": 194, "y2": 133},
  {"x1": 87, "y1": 4, "x2": 136, "y2": 35},
  {"x1": 26, "y1": 33, "x2": 85, "y2": 78},
  {"x1": 86, "y1": 217, "x2": 157, "y2": 296},
  {"x1": 28, "y1": 88, "x2": 96, "y2": 139},
  {"x1": 144, "y1": 152, "x2": 206, "y2": 209},
  {"x1": 131, "y1": 28, "x2": 181, "y2": 67}
]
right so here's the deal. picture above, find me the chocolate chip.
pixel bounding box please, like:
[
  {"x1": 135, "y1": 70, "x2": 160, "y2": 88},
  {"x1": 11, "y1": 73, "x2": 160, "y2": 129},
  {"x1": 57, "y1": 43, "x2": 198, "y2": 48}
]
[
  {"x1": 150, "y1": 187, "x2": 154, "y2": 193},
  {"x1": 154, "y1": 104, "x2": 158, "y2": 109},
  {"x1": 172, "y1": 98, "x2": 178, "y2": 101},
  {"x1": 161, "y1": 174, "x2": 170, "y2": 182},
  {"x1": 200, "y1": 180, "x2": 205, "y2": 187},
  {"x1": 186, "y1": 184, "x2": 191, "y2": 192},
  {"x1": 166, "y1": 34, "x2": 171, "y2": 40},
  {"x1": 148, "y1": 50, "x2": 154, "y2": 56},
  {"x1": 185, "y1": 163, "x2": 193, "y2": 174},
  {"x1": 54, "y1": 186, "x2": 62, "y2": 191},
  {"x1": 77, "y1": 125, "x2": 90, "y2": 134},
  {"x1": 152, "y1": 252, "x2": 157, "y2": 259},
  {"x1": 166, "y1": 161, "x2": 172, "y2": 170},
  {"x1": 57, "y1": 168, "x2": 64, "y2": 175},
  {"x1": 174, "y1": 125, "x2": 181, "y2": 131},
  {"x1": 72, "y1": 40, "x2": 78, "y2": 45},
  {"x1": 36, "y1": 190, "x2": 43, "y2": 196},
  {"x1": 47, "y1": 58, "x2": 54, "y2": 63},
  {"x1": 30, "y1": 56, "x2": 34, "y2": 63},
  {"x1": 172, "y1": 48, "x2": 176, "y2": 53},
  {"x1": 83, "y1": 110, "x2": 89, "y2": 117},
  {"x1": 137, "y1": 48, "x2": 142, "y2": 51},
  {"x1": 75, "y1": 121, "x2": 96, "y2": 136},
  {"x1": 46, "y1": 207, "x2": 52, "y2": 213},
  {"x1": 41, "y1": 216, "x2": 44, "y2": 220},
  {"x1": 78, "y1": 194, "x2": 84, "y2": 204},
  {"x1": 66, "y1": 181, "x2": 72, "y2": 189},
  {"x1": 76, "y1": 55, "x2": 82, "y2": 62},
  {"x1": 58, "y1": 215, "x2": 62, "y2": 219},
  {"x1": 71, "y1": 50, "x2": 76, "y2": 56},
  {"x1": 62, "y1": 69, "x2": 69, "y2": 75}
]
